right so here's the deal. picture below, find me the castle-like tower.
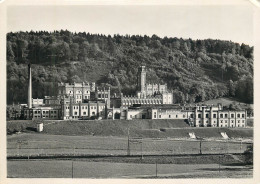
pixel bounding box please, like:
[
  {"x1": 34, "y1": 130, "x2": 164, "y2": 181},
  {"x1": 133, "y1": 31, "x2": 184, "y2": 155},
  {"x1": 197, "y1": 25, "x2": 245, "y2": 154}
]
[{"x1": 137, "y1": 66, "x2": 146, "y2": 94}]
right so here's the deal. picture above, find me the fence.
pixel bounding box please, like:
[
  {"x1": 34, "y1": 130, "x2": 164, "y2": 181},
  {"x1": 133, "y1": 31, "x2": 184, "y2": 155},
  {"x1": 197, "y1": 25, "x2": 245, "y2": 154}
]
[{"x1": 7, "y1": 138, "x2": 252, "y2": 157}]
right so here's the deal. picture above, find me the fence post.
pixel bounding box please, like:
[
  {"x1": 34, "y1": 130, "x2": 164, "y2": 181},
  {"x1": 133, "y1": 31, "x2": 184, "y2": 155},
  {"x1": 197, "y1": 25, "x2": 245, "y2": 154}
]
[
  {"x1": 155, "y1": 160, "x2": 158, "y2": 178},
  {"x1": 72, "y1": 161, "x2": 74, "y2": 178},
  {"x1": 127, "y1": 128, "x2": 130, "y2": 156},
  {"x1": 199, "y1": 140, "x2": 202, "y2": 155}
]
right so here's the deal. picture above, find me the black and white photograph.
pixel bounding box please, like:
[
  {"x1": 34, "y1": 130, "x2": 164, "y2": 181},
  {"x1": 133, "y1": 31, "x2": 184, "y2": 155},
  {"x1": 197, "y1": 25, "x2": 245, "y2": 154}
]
[{"x1": 1, "y1": 0, "x2": 259, "y2": 182}]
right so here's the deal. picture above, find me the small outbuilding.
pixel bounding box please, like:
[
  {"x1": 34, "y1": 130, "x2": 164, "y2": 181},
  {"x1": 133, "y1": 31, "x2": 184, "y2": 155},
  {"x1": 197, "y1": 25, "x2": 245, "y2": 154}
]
[{"x1": 36, "y1": 122, "x2": 43, "y2": 132}]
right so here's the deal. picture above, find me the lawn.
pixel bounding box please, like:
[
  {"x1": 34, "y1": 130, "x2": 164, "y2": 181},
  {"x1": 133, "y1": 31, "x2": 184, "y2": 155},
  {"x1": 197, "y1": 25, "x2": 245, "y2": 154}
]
[
  {"x1": 7, "y1": 159, "x2": 252, "y2": 178},
  {"x1": 7, "y1": 133, "x2": 251, "y2": 157}
]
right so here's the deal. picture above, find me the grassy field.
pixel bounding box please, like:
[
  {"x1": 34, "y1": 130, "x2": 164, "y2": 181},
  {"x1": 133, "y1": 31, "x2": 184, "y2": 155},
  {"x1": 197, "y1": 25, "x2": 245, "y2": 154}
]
[
  {"x1": 7, "y1": 133, "x2": 251, "y2": 157},
  {"x1": 7, "y1": 158, "x2": 252, "y2": 178},
  {"x1": 202, "y1": 97, "x2": 253, "y2": 109},
  {"x1": 7, "y1": 119, "x2": 253, "y2": 139}
]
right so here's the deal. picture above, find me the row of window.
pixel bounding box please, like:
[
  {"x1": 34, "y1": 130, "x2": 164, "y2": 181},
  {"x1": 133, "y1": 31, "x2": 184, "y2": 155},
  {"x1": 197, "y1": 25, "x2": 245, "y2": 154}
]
[
  {"x1": 34, "y1": 115, "x2": 57, "y2": 117},
  {"x1": 34, "y1": 110, "x2": 57, "y2": 114},
  {"x1": 66, "y1": 106, "x2": 105, "y2": 110},
  {"x1": 197, "y1": 120, "x2": 245, "y2": 124},
  {"x1": 197, "y1": 113, "x2": 245, "y2": 119},
  {"x1": 98, "y1": 94, "x2": 109, "y2": 98},
  {"x1": 67, "y1": 90, "x2": 90, "y2": 94}
]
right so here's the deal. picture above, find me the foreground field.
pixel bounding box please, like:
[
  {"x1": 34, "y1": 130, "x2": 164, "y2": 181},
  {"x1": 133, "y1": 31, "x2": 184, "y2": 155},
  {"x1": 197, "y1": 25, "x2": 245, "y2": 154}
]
[
  {"x1": 7, "y1": 133, "x2": 251, "y2": 157},
  {"x1": 7, "y1": 158, "x2": 252, "y2": 178}
]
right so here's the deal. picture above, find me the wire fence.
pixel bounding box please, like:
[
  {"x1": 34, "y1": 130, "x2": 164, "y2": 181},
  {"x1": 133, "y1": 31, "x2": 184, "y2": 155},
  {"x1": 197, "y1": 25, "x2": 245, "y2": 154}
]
[{"x1": 7, "y1": 138, "x2": 252, "y2": 157}]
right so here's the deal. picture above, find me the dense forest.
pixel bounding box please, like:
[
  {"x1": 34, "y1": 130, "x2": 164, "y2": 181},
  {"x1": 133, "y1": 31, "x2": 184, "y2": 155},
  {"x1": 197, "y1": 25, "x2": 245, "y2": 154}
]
[{"x1": 7, "y1": 30, "x2": 253, "y2": 105}]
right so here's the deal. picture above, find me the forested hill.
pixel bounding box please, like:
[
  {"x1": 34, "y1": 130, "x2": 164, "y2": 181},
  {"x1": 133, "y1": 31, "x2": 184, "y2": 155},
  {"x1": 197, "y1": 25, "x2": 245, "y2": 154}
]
[{"x1": 7, "y1": 30, "x2": 253, "y2": 105}]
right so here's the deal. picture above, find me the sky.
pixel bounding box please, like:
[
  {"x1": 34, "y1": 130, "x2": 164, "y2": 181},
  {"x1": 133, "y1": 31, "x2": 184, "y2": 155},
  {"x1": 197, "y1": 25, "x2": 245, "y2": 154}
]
[{"x1": 7, "y1": 5, "x2": 253, "y2": 45}]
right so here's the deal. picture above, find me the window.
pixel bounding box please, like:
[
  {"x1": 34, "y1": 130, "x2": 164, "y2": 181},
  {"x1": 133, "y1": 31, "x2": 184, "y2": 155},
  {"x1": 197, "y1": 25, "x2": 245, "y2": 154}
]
[
  {"x1": 98, "y1": 94, "x2": 101, "y2": 98},
  {"x1": 242, "y1": 114, "x2": 245, "y2": 118},
  {"x1": 130, "y1": 115, "x2": 132, "y2": 118},
  {"x1": 213, "y1": 114, "x2": 216, "y2": 118},
  {"x1": 159, "y1": 115, "x2": 161, "y2": 118},
  {"x1": 74, "y1": 106, "x2": 75, "y2": 109},
  {"x1": 154, "y1": 115, "x2": 156, "y2": 118},
  {"x1": 74, "y1": 112, "x2": 77, "y2": 115},
  {"x1": 91, "y1": 106, "x2": 93, "y2": 109},
  {"x1": 231, "y1": 114, "x2": 234, "y2": 118},
  {"x1": 206, "y1": 114, "x2": 209, "y2": 118},
  {"x1": 220, "y1": 114, "x2": 223, "y2": 118},
  {"x1": 198, "y1": 114, "x2": 201, "y2": 118},
  {"x1": 176, "y1": 115, "x2": 178, "y2": 118},
  {"x1": 105, "y1": 94, "x2": 108, "y2": 98},
  {"x1": 190, "y1": 114, "x2": 194, "y2": 118},
  {"x1": 237, "y1": 114, "x2": 240, "y2": 118},
  {"x1": 83, "y1": 112, "x2": 86, "y2": 115},
  {"x1": 220, "y1": 120, "x2": 223, "y2": 123},
  {"x1": 102, "y1": 94, "x2": 104, "y2": 98},
  {"x1": 169, "y1": 115, "x2": 171, "y2": 118},
  {"x1": 183, "y1": 114, "x2": 185, "y2": 118},
  {"x1": 34, "y1": 111, "x2": 37, "y2": 113},
  {"x1": 225, "y1": 120, "x2": 228, "y2": 123},
  {"x1": 225, "y1": 114, "x2": 228, "y2": 118},
  {"x1": 94, "y1": 106, "x2": 96, "y2": 109}
]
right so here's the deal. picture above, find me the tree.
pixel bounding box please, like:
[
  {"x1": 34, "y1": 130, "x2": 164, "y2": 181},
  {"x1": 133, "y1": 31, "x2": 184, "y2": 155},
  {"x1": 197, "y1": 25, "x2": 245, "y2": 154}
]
[
  {"x1": 70, "y1": 43, "x2": 79, "y2": 60},
  {"x1": 244, "y1": 144, "x2": 253, "y2": 165}
]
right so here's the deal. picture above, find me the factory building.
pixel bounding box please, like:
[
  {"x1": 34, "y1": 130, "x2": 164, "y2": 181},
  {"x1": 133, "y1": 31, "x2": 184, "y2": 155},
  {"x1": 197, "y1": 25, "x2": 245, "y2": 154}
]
[
  {"x1": 121, "y1": 66, "x2": 173, "y2": 107},
  {"x1": 124, "y1": 104, "x2": 247, "y2": 128},
  {"x1": 21, "y1": 64, "x2": 247, "y2": 128}
]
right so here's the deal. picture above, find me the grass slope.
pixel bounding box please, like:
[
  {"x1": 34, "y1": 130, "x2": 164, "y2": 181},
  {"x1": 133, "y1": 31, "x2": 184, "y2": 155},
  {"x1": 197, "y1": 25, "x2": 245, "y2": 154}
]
[
  {"x1": 201, "y1": 97, "x2": 253, "y2": 109},
  {"x1": 7, "y1": 119, "x2": 252, "y2": 139}
]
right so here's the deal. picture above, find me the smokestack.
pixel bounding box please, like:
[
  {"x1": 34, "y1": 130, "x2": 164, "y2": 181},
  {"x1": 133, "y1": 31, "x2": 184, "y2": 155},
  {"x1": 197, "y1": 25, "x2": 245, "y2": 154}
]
[{"x1": 28, "y1": 64, "x2": 32, "y2": 108}]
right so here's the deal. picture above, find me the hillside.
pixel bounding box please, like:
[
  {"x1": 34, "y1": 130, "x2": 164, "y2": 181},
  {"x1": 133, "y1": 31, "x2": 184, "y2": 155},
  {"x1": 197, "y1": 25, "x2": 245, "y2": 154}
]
[
  {"x1": 7, "y1": 119, "x2": 253, "y2": 139},
  {"x1": 7, "y1": 30, "x2": 253, "y2": 104}
]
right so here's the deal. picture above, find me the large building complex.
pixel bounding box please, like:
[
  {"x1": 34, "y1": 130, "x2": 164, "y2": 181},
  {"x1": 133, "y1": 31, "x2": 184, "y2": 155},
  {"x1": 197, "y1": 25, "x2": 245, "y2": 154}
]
[
  {"x1": 121, "y1": 66, "x2": 173, "y2": 107},
  {"x1": 21, "y1": 64, "x2": 247, "y2": 127}
]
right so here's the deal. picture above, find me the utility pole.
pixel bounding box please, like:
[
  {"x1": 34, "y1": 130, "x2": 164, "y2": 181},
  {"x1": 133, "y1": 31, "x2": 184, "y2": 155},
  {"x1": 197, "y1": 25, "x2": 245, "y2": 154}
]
[
  {"x1": 218, "y1": 141, "x2": 221, "y2": 176},
  {"x1": 72, "y1": 161, "x2": 74, "y2": 178},
  {"x1": 155, "y1": 160, "x2": 158, "y2": 178},
  {"x1": 226, "y1": 140, "x2": 229, "y2": 154},
  {"x1": 199, "y1": 140, "x2": 202, "y2": 155},
  {"x1": 240, "y1": 140, "x2": 242, "y2": 156},
  {"x1": 127, "y1": 128, "x2": 130, "y2": 156},
  {"x1": 141, "y1": 139, "x2": 144, "y2": 160}
]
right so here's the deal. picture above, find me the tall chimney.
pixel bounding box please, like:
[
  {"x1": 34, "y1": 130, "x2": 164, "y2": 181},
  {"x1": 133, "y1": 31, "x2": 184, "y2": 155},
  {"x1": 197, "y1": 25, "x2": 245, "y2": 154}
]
[{"x1": 28, "y1": 64, "x2": 32, "y2": 108}]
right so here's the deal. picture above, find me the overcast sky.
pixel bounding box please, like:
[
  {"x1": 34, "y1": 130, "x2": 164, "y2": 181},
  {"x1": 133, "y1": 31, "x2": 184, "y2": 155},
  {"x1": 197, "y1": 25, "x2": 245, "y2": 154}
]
[{"x1": 7, "y1": 5, "x2": 253, "y2": 45}]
